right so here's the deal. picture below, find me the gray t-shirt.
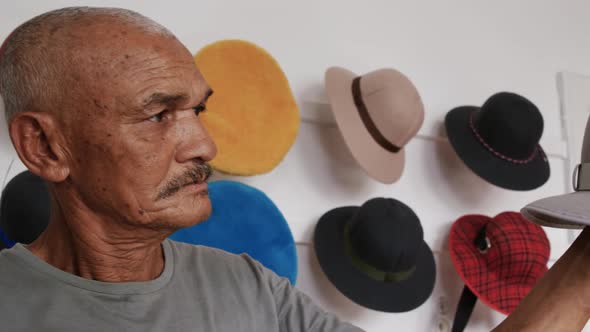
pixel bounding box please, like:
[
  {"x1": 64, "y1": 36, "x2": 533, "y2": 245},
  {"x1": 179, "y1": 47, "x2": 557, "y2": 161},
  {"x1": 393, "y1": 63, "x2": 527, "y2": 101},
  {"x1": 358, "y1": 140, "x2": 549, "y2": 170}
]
[{"x1": 0, "y1": 239, "x2": 363, "y2": 332}]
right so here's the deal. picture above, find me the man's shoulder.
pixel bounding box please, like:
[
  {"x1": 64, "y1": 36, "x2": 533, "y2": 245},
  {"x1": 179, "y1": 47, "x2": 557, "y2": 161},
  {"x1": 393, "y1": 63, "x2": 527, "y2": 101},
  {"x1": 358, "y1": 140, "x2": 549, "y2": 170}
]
[
  {"x1": 166, "y1": 239, "x2": 272, "y2": 293},
  {"x1": 0, "y1": 246, "x2": 28, "y2": 275},
  {"x1": 167, "y1": 239, "x2": 242, "y2": 259},
  {"x1": 167, "y1": 239, "x2": 261, "y2": 274}
]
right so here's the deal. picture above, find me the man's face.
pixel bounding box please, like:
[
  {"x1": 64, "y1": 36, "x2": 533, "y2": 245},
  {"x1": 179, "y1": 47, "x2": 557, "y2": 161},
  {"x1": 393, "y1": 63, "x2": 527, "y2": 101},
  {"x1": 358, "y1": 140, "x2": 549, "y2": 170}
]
[{"x1": 60, "y1": 28, "x2": 217, "y2": 230}]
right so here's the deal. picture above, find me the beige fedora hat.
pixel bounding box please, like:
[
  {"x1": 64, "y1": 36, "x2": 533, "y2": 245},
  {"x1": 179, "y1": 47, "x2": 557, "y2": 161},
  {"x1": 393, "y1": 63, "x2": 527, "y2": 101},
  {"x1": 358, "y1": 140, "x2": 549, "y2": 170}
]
[
  {"x1": 325, "y1": 67, "x2": 424, "y2": 184},
  {"x1": 521, "y1": 116, "x2": 590, "y2": 229}
]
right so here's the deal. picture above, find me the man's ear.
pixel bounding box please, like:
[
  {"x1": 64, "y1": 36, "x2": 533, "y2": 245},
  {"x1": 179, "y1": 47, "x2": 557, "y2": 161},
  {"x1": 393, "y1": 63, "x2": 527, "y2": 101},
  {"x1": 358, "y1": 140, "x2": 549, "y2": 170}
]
[{"x1": 9, "y1": 112, "x2": 70, "y2": 182}]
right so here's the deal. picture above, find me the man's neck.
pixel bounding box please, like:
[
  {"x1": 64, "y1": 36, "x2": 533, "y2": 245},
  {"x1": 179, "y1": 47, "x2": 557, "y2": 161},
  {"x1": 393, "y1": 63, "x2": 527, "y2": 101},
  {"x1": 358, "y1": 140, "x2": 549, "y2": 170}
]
[{"x1": 27, "y1": 205, "x2": 167, "y2": 283}]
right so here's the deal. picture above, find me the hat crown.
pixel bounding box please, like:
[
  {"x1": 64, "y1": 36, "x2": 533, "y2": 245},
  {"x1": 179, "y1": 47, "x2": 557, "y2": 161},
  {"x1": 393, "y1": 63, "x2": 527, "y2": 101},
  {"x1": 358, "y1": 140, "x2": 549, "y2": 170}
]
[
  {"x1": 0, "y1": 171, "x2": 50, "y2": 244},
  {"x1": 474, "y1": 92, "x2": 543, "y2": 160},
  {"x1": 348, "y1": 198, "x2": 422, "y2": 273},
  {"x1": 484, "y1": 213, "x2": 550, "y2": 278},
  {"x1": 359, "y1": 69, "x2": 425, "y2": 148}
]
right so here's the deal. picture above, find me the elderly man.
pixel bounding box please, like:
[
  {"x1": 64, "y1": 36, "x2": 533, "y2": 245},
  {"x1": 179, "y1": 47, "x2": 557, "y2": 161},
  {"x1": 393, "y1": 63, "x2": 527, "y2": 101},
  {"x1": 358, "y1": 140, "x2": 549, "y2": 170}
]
[
  {"x1": 0, "y1": 7, "x2": 362, "y2": 331},
  {"x1": 0, "y1": 6, "x2": 589, "y2": 332}
]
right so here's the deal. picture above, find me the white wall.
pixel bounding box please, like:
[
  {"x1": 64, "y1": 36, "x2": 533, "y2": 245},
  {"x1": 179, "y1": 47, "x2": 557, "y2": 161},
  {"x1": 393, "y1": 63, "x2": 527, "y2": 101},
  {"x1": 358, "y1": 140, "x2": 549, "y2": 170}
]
[{"x1": 2, "y1": 1, "x2": 590, "y2": 331}]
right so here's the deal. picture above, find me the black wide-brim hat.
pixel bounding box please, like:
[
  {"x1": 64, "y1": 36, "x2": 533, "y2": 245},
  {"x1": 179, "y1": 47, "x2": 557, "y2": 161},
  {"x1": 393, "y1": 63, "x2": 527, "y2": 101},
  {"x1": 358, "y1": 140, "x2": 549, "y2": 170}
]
[
  {"x1": 0, "y1": 171, "x2": 50, "y2": 245},
  {"x1": 445, "y1": 105, "x2": 550, "y2": 191},
  {"x1": 314, "y1": 206, "x2": 436, "y2": 313}
]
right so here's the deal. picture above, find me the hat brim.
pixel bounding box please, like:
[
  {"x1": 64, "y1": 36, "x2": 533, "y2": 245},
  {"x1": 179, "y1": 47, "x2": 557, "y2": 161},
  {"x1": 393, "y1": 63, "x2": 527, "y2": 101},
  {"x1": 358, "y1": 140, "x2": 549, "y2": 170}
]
[
  {"x1": 445, "y1": 106, "x2": 550, "y2": 191},
  {"x1": 325, "y1": 67, "x2": 405, "y2": 184},
  {"x1": 521, "y1": 192, "x2": 589, "y2": 229},
  {"x1": 314, "y1": 207, "x2": 436, "y2": 312},
  {"x1": 449, "y1": 215, "x2": 548, "y2": 315}
]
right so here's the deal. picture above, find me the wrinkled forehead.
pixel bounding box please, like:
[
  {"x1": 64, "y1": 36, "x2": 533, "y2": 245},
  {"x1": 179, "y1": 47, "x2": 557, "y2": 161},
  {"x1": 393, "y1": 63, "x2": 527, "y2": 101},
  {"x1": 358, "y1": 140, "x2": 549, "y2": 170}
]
[{"x1": 70, "y1": 27, "x2": 204, "y2": 112}]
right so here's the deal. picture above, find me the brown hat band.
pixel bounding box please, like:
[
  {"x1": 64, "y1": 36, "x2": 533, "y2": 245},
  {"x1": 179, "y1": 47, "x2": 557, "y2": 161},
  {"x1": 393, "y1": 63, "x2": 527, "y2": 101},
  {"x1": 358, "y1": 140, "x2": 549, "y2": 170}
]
[{"x1": 352, "y1": 77, "x2": 401, "y2": 154}]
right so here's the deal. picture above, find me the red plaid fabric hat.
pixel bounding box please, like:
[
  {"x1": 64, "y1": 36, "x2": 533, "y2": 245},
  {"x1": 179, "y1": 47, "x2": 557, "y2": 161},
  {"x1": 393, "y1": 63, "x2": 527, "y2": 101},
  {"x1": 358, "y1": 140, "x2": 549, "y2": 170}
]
[{"x1": 449, "y1": 212, "x2": 550, "y2": 315}]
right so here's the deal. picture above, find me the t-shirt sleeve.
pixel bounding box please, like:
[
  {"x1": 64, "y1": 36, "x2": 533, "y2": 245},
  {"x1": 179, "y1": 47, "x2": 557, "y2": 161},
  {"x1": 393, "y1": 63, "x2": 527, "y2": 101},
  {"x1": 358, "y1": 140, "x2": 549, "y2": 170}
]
[{"x1": 245, "y1": 256, "x2": 365, "y2": 332}]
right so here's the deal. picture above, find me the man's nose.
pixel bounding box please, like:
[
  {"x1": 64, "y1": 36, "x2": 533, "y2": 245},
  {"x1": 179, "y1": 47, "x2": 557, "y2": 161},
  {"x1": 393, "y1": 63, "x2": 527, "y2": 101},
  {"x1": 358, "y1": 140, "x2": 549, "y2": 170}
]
[{"x1": 174, "y1": 111, "x2": 217, "y2": 163}]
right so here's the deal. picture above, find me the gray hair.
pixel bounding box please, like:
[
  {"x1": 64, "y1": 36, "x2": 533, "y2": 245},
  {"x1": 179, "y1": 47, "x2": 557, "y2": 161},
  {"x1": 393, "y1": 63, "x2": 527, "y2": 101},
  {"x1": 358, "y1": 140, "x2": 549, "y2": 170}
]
[{"x1": 0, "y1": 7, "x2": 174, "y2": 124}]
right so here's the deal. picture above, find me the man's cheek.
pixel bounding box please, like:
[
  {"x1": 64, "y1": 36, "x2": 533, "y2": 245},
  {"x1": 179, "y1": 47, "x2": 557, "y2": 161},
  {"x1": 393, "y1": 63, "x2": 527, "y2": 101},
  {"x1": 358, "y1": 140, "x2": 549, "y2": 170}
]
[
  {"x1": 126, "y1": 162, "x2": 168, "y2": 197},
  {"x1": 142, "y1": 152, "x2": 162, "y2": 165}
]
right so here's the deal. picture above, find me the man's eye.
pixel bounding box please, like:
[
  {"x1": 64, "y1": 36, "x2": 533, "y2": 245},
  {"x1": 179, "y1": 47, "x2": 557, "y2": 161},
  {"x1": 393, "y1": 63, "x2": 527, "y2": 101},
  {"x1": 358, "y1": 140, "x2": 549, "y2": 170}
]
[
  {"x1": 148, "y1": 111, "x2": 166, "y2": 123},
  {"x1": 193, "y1": 104, "x2": 207, "y2": 116}
]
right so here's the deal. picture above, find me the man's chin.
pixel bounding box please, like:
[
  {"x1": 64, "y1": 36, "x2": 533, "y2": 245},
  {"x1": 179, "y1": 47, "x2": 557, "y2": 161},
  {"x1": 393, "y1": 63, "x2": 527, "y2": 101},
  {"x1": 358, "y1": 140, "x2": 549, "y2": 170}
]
[
  {"x1": 171, "y1": 194, "x2": 212, "y2": 228},
  {"x1": 140, "y1": 194, "x2": 212, "y2": 231}
]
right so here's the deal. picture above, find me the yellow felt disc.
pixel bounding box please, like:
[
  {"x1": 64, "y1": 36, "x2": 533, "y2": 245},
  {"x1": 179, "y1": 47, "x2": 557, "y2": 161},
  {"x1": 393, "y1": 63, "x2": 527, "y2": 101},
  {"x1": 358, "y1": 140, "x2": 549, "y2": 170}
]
[{"x1": 195, "y1": 40, "x2": 300, "y2": 175}]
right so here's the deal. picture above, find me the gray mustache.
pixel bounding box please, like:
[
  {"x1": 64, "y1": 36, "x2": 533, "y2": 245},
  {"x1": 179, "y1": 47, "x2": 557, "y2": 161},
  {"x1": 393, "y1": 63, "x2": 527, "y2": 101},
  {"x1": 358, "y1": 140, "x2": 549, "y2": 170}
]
[{"x1": 156, "y1": 162, "x2": 212, "y2": 200}]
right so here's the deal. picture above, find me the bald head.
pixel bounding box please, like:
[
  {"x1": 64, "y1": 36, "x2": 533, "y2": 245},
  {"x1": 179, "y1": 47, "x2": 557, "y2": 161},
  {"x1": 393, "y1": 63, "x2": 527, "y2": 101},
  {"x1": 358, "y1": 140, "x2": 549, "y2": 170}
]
[
  {"x1": 2, "y1": 7, "x2": 216, "y2": 234},
  {"x1": 0, "y1": 7, "x2": 175, "y2": 124}
]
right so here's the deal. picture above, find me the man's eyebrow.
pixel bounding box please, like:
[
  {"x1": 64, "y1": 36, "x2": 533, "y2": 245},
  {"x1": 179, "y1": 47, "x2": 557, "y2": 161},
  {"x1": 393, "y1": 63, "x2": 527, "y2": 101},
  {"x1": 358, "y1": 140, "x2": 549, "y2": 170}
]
[
  {"x1": 141, "y1": 89, "x2": 213, "y2": 109},
  {"x1": 201, "y1": 89, "x2": 214, "y2": 104},
  {"x1": 141, "y1": 93, "x2": 189, "y2": 109}
]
